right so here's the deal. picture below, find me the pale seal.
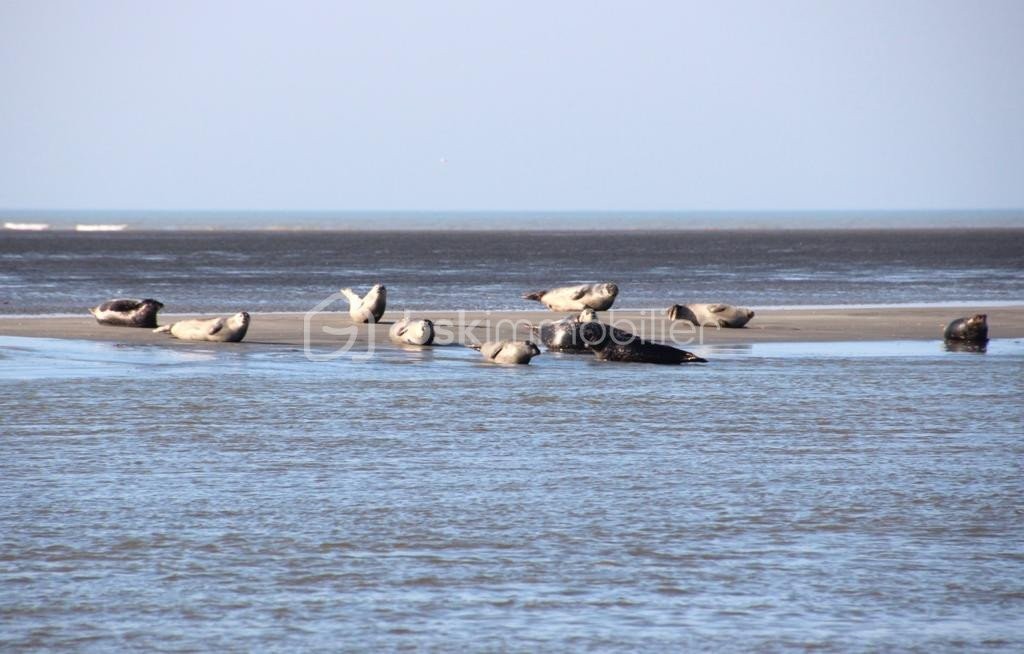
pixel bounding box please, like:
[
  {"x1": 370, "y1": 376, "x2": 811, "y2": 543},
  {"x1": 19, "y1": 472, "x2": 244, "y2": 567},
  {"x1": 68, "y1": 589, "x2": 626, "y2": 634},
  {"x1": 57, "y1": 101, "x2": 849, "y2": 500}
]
[
  {"x1": 943, "y1": 314, "x2": 988, "y2": 342},
  {"x1": 666, "y1": 303, "x2": 755, "y2": 328},
  {"x1": 582, "y1": 323, "x2": 705, "y2": 364},
  {"x1": 522, "y1": 283, "x2": 618, "y2": 312},
  {"x1": 89, "y1": 298, "x2": 164, "y2": 328},
  {"x1": 340, "y1": 284, "x2": 387, "y2": 323},
  {"x1": 471, "y1": 340, "x2": 542, "y2": 364},
  {"x1": 154, "y1": 312, "x2": 251, "y2": 342},
  {"x1": 531, "y1": 308, "x2": 598, "y2": 353},
  {"x1": 389, "y1": 318, "x2": 435, "y2": 346}
]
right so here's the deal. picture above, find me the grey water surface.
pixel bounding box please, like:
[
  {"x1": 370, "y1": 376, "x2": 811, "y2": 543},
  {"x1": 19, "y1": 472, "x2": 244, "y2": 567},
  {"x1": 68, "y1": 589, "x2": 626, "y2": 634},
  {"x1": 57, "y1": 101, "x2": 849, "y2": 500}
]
[
  {"x1": 2, "y1": 229, "x2": 1022, "y2": 314},
  {"x1": 2, "y1": 336, "x2": 1022, "y2": 651}
]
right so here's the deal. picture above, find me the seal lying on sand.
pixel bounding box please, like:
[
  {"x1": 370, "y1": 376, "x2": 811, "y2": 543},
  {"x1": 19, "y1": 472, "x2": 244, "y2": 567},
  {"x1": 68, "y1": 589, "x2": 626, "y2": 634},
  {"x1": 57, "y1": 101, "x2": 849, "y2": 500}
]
[
  {"x1": 531, "y1": 308, "x2": 598, "y2": 353},
  {"x1": 522, "y1": 283, "x2": 618, "y2": 312},
  {"x1": 943, "y1": 314, "x2": 988, "y2": 342},
  {"x1": 89, "y1": 298, "x2": 164, "y2": 328},
  {"x1": 340, "y1": 284, "x2": 387, "y2": 323},
  {"x1": 389, "y1": 318, "x2": 435, "y2": 346},
  {"x1": 666, "y1": 303, "x2": 755, "y2": 328},
  {"x1": 154, "y1": 312, "x2": 250, "y2": 342},
  {"x1": 471, "y1": 340, "x2": 542, "y2": 364},
  {"x1": 582, "y1": 322, "x2": 705, "y2": 365}
]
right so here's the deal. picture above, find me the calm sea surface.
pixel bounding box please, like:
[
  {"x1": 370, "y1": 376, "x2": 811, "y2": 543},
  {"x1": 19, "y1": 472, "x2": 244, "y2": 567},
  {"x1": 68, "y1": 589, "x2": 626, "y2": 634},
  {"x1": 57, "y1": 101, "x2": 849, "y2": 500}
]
[
  {"x1": 1, "y1": 336, "x2": 1023, "y2": 651},
  {"x1": 1, "y1": 230, "x2": 1022, "y2": 314},
  {"x1": 1, "y1": 229, "x2": 1023, "y2": 650}
]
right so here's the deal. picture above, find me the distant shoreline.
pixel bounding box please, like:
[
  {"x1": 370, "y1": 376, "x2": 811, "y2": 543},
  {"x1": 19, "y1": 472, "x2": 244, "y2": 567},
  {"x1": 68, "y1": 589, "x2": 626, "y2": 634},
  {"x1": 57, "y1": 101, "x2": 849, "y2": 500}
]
[
  {"x1": 5, "y1": 226, "x2": 1024, "y2": 234},
  {"x1": 2, "y1": 209, "x2": 1022, "y2": 231}
]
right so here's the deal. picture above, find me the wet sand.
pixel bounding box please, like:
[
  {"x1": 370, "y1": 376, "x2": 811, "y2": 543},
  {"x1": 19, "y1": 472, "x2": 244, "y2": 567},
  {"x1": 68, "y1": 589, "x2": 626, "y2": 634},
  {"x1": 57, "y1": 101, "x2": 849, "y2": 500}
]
[{"x1": 1, "y1": 305, "x2": 1020, "y2": 348}]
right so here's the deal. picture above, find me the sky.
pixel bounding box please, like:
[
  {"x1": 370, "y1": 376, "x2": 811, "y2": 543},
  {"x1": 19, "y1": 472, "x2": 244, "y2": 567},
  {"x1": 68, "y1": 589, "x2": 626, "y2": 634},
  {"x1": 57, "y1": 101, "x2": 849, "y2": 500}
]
[{"x1": 1, "y1": 0, "x2": 1023, "y2": 213}]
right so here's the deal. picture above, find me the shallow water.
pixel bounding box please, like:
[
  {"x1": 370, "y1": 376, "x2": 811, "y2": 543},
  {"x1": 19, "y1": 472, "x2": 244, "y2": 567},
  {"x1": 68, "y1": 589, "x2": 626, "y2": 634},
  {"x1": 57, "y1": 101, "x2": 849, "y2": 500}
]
[
  {"x1": 2, "y1": 336, "x2": 1022, "y2": 651},
  {"x1": 2, "y1": 229, "x2": 1022, "y2": 314}
]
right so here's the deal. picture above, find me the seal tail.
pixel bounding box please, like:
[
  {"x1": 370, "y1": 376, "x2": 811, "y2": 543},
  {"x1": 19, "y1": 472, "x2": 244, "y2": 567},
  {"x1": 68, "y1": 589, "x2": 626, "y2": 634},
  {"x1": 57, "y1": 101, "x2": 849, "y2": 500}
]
[
  {"x1": 522, "y1": 291, "x2": 546, "y2": 302},
  {"x1": 680, "y1": 351, "x2": 707, "y2": 364},
  {"x1": 153, "y1": 325, "x2": 171, "y2": 334}
]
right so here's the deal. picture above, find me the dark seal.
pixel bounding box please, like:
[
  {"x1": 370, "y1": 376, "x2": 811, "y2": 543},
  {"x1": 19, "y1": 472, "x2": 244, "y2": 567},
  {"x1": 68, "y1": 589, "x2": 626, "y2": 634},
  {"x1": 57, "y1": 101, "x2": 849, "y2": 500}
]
[
  {"x1": 530, "y1": 309, "x2": 597, "y2": 353},
  {"x1": 89, "y1": 298, "x2": 164, "y2": 328},
  {"x1": 943, "y1": 314, "x2": 988, "y2": 342},
  {"x1": 943, "y1": 314, "x2": 988, "y2": 352},
  {"x1": 581, "y1": 322, "x2": 706, "y2": 365}
]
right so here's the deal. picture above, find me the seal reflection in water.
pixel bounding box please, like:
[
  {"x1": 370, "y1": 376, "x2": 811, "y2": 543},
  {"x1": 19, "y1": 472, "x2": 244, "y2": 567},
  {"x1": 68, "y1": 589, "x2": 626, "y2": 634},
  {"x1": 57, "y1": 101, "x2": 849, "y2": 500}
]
[
  {"x1": 89, "y1": 298, "x2": 164, "y2": 328},
  {"x1": 389, "y1": 318, "x2": 435, "y2": 346},
  {"x1": 471, "y1": 341, "x2": 542, "y2": 364},
  {"x1": 522, "y1": 283, "x2": 618, "y2": 312},
  {"x1": 340, "y1": 284, "x2": 387, "y2": 323},
  {"x1": 154, "y1": 312, "x2": 250, "y2": 343},
  {"x1": 582, "y1": 322, "x2": 706, "y2": 365},
  {"x1": 531, "y1": 308, "x2": 598, "y2": 353},
  {"x1": 666, "y1": 303, "x2": 755, "y2": 328}
]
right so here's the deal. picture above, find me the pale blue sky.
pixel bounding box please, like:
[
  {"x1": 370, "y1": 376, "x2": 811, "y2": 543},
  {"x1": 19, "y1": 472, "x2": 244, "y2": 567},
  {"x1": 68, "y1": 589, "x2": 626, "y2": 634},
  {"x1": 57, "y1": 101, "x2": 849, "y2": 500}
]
[{"x1": 1, "y1": 0, "x2": 1022, "y2": 212}]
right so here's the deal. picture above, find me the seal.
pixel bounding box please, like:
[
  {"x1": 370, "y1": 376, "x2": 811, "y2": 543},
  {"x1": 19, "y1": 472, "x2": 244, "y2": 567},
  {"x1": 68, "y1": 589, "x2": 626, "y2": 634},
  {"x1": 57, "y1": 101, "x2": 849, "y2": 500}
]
[
  {"x1": 666, "y1": 303, "x2": 755, "y2": 328},
  {"x1": 471, "y1": 340, "x2": 542, "y2": 364},
  {"x1": 582, "y1": 322, "x2": 706, "y2": 365},
  {"x1": 937, "y1": 315, "x2": 987, "y2": 345},
  {"x1": 340, "y1": 284, "x2": 387, "y2": 323},
  {"x1": 154, "y1": 312, "x2": 251, "y2": 342},
  {"x1": 389, "y1": 317, "x2": 435, "y2": 346},
  {"x1": 943, "y1": 314, "x2": 988, "y2": 342},
  {"x1": 522, "y1": 283, "x2": 618, "y2": 312},
  {"x1": 89, "y1": 298, "x2": 164, "y2": 328},
  {"x1": 531, "y1": 308, "x2": 598, "y2": 353}
]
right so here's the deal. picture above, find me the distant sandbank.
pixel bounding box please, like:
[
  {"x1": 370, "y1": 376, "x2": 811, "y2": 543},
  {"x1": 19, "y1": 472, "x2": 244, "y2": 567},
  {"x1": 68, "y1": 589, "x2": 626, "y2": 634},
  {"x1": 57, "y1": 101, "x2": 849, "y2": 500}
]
[{"x1": 1, "y1": 305, "x2": 1020, "y2": 349}]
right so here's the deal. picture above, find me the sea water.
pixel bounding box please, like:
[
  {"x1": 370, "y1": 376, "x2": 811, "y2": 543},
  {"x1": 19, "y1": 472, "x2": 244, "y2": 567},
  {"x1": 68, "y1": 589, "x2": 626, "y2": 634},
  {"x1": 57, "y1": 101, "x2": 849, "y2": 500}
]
[
  {"x1": 1, "y1": 335, "x2": 1022, "y2": 650},
  {"x1": 2, "y1": 229, "x2": 1022, "y2": 314}
]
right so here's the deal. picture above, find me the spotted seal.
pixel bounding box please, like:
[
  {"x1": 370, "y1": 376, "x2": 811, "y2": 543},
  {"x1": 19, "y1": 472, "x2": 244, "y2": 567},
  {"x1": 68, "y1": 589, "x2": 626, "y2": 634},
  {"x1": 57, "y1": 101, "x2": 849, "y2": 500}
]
[
  {"x1": 389, "y1": 318, "x2": 435, "y2": 346},
  {"x1": 666, "y1": 303, "x2": 755, "y2": 328},
  {"x1": 471, "y1": 340, "x2": 542, "y2": 364},
  {"x1": 522, "y1": 283, "x2": 618, "y2": 312},
  {"x1": 340, "y1": 284, "x2": 387, "y2": 323},
  {"x1": 154, "y1": 312, "x2": 250, "y2": 342},
  {"x1": 89, "y1": 298, "x2": 164, "y2": 328}
]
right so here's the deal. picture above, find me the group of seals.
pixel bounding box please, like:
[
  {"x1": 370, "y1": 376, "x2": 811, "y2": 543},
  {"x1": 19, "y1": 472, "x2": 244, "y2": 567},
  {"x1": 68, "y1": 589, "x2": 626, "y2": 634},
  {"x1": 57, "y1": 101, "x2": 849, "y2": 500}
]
[
  {"x1": 88, "y1": 298, "x2": 251, "y2": 343},
  {"x1": 87, "y1": 284, "x2": 993, "y2": 364},
  {"x1": 531, "y1": 310, "x2": 705, "y2": 364}
]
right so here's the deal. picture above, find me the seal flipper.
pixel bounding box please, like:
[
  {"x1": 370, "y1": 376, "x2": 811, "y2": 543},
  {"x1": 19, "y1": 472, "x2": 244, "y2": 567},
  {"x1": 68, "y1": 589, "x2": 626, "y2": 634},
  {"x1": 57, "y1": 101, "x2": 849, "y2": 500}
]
[
  {"x1": 153, "y1": 325, "x2": 171, "y2": 334},
  {"x1": 522, "y1": 291, "x2": 546, "y2": 302},
  {"x1": 207, "y1": 319, "x2": 225, "y2": 335},
  {"x1": 339, "y1": 288, "x2": 362, "y2": 307}
]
